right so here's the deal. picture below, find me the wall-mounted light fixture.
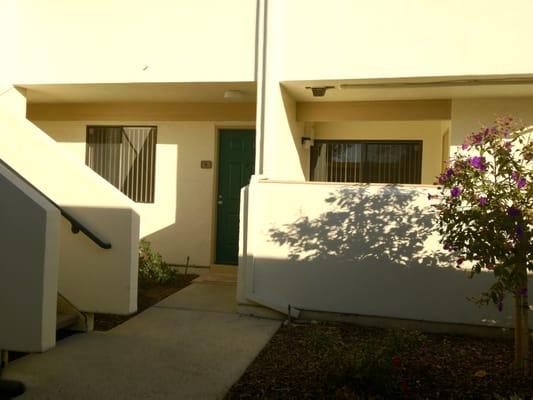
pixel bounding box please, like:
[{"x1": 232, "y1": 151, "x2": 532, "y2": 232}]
[
  {"x1": 305, "y1": 86, "x2": 334, "y2": 97},
  {"x1": 301, "y1": 136, "x2": 313, "y2": 150},
  {"x1": 223, "y1": 90, "x2": 246, "y2": 100}
]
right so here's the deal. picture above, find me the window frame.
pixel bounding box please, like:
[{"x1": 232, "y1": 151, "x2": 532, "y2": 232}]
[
  {"x1": 85, "y1": 125, "x2": 158, "y2": 203},
  {"x1": 310, "y1": 139, "x2": 423, "y2": 184}
]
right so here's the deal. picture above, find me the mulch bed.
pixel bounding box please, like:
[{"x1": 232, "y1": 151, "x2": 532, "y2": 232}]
[
  {"x1": 226, "y1": 323, "x2": 533, "y2": 400},
  {"x1": 94, "y1": 273, "x2": 198, "y2": 331}
]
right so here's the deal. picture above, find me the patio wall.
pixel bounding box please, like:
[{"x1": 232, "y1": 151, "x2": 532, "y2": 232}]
[
  {"x1": 238, "y1": 179, "x2": 533, "y2": 329},
  {"x1": 34, "y1": 119, "x2": 254, "y2": 267}
]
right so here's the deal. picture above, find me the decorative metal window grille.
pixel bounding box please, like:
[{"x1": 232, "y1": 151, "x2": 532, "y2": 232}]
[
  {"x1": 310, "y1": 140, "x2": 422, "y2": 184},
  {"x1": 86, "y1": 126, "x2": 157, "y2": 203}
]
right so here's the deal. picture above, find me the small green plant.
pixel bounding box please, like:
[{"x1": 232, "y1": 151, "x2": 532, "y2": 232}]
[{"x1": 138, "y1": 239, "x2": 176, "y2": 285}]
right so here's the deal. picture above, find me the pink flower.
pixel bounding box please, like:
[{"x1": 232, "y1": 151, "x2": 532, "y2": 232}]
[{"x1": 479, "y1": 196, "x2": 488, "y2": 206}]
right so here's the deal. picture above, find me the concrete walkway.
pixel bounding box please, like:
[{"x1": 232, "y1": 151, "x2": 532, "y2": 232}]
[{"x1": 3, "y1": 280, "x2": 280, "y2": 399}]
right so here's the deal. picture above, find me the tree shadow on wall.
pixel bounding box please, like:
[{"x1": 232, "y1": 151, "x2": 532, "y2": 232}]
[{"x1": 269, "y1": 185, "x2": 454, "y2": 270}]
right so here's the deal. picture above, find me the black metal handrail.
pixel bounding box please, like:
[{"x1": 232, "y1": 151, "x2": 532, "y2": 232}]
[{"x1": 0, "y1": 158, "x2": 112, "y2": 249}]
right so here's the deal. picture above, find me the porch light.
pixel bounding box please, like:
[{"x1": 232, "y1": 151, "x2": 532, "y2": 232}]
[
  {"x1": 223, "y1": 90, "x2": 246, "y2": 100},
  {"x1": 305, "y1": 86, "x2": 334, "y2": 97},
  {"x1": 301, "y1": 136, "x2": 313, "y2": 149}
]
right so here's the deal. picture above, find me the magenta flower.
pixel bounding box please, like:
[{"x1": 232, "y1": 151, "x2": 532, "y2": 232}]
[
  {"x1": 469, "y1": 156, "x2": 487, "y2": 171},
  {"x1": 479, "y1": 196, "x2": 488, "y2": 206},
  {"x1": 504, "y1": 141, "x2": 512, "y2": 150},
  {"x1": 437, "y1": 168, "x2": 453, "y2": 184},
  {"x1": 461, "y1": 143, "x2": 469, "y2": 150},
  {"x1": 518, "y1": 177, "x2": 527, "y2": 189},
  {"x1": 451, "y1": 186, "x2": 461, "y2": 197}
]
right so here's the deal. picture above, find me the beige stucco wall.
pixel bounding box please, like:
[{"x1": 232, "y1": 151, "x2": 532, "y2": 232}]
[
  {"x1": 313, "y1": 121, "x2": 446, "y2": 185},
  {"x1": 274, "y1": 0, "x2": 533, "y2": 80},
  {"x1": 239, "y1": 180, "x2": 533, "y2": 328},
  {"x1": 0, "y1": 162, "x2": 60, "y2": 352},
  {"x1": 8, "y1": 0, "x2": 256, "y2": 84},
  {"x1": 451, "y1": 97, "x2": 533, "y2": 151},
  {"x1": 34, "y1": 120, "x2": 254, "y2": 266}
]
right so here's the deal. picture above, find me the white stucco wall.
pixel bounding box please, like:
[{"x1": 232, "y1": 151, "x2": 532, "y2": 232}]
[
  {"x1": 274, "y1": 0, "x2": 533, "y2": 80},
  {"x1": 261, "y1": 87, "x2": 307, "y2": 180},
  {"x1": 239, "y1": 180, "x2": 533, "y2": 328},
  {"x1": 8, "y1": 0, "x2": 257, "y2": 84},
  {"x1": 35, "y1": 120, "x2": 254, "y2": 266},
  {"x1": 0, "y1": 162, "x2": 60, "y2": 352}
]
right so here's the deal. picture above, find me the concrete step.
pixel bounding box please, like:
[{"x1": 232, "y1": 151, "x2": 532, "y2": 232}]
[{"x1": 56, "y1": 313, "x2": 79, "y2": 330}]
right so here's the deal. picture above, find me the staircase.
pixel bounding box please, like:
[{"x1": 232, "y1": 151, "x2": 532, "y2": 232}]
[
  {"x1": 0, "y1": 87, "x2": 139, "y2": 355},
  {"x1": 56, "y1": 293, "x2": 91, "y2": 333}
]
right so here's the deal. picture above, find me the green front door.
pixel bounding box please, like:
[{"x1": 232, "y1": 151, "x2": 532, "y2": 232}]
[{"x1": 216, "y1": 129, "x2": 255, "y2": 265}]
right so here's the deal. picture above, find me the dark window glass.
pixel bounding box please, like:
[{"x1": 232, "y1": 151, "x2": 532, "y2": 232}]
[
  {"x1": 310, "y1": 140, "x2": 422, "y2": 184},
  {"x1": 86, "y1": 126, "x2": 157, "y2": 203}
]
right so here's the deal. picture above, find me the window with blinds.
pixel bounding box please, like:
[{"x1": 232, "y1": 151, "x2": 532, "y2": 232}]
[
  {"x1": 310, "y1": 140, "x2": 422, "y2": 184},
  {"x1": 86, "y1": 126, "x2": 157, "y2": 203}
]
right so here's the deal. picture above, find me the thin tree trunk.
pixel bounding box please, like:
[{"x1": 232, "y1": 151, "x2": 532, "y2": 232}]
[
  {"x1": 513, "y1": 267, "x2": 529, "y2": 374},
  {"x1": 514, "y1": 293, "x2": 524, "y2": 370},
  {"x1": 520, "y1": 279, "x2": 529, "y2": 375}
]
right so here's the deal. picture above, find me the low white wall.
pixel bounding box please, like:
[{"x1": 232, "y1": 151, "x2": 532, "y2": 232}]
[
  {"x1": 0, "y1": 99, "x2": 139, "y2": 315},
  {"x1": 239, "y1": 180, "x2": 533, "y2": 328},
  {"x1": 35, "y1": 120, "x2": 254, "y2": 266},
  {"x1": 0, "y1": 162, "x2": 60, "y2": 352}
]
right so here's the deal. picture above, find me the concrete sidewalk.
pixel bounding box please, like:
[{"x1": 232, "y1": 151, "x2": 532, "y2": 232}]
[{"x1": 3, "y1": 281, "x2": 280, "y2": 400}]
